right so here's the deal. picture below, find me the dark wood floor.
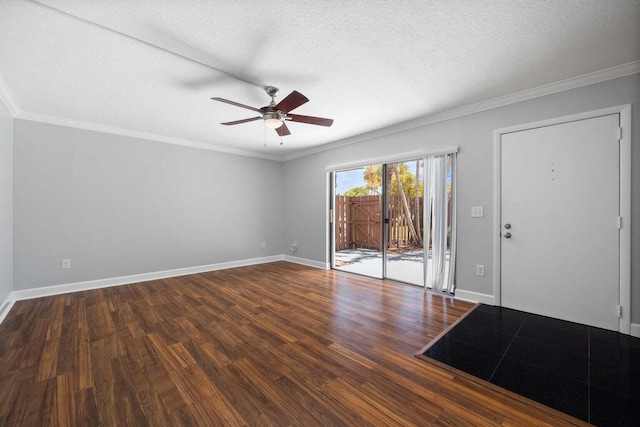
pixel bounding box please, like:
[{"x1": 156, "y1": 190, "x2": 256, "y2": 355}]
[{"x1": 0, "y1": 262, "x2": 588, "y2": 426}]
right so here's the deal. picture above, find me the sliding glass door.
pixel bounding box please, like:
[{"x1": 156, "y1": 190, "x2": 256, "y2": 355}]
[
  {"x1": 331, "y1": 153, "x2": 456, "y2": 291},
  {"x1": 384, "y1": 160, "x2": 424, "y2": 285},
  {"x1": 332, "y1": 166, "x2": 383, "y2": 278}
]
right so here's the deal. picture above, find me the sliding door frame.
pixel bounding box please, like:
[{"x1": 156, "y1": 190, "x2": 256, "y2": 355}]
[
  {"x1": 381, "y1": 164, "x2": 389, "y2": 280},
  {"x1": 327, "y1": 147, "x2": 458, "y2": 285}
]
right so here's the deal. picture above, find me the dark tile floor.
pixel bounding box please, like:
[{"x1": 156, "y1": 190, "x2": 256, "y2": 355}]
[{"x1": 423, "y1": 304, "x2": 640, "y2": 426}]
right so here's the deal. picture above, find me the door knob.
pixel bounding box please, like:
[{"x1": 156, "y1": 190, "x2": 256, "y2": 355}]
[
  {"x1": 504, "y1": 223, "x2": 512, "y2": 229},
  {"x1": 504, "y1": 232, "x2": 512, "y2": 238}
]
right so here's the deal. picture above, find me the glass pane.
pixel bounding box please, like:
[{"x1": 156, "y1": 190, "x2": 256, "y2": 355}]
[
  {"x1": 333, "y1": 166, "x2": 383, "y2": 278},
  {"x1": 384, "y1": 160, "x2": 425, "y2": 286}
]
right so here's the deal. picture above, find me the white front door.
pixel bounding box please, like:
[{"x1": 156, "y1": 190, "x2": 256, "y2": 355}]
[{"x1": 500, "y1": 114, "x2": 620, "y2": 331}]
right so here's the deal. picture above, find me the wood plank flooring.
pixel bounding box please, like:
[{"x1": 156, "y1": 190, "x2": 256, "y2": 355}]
[{"x1": 0, "y1": 262, "x2": 588, "y2": 426}]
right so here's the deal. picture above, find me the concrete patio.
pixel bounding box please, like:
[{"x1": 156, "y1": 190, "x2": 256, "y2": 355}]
[{"x1": 334, "y1": 248, "x2": 451, "y2": 287}]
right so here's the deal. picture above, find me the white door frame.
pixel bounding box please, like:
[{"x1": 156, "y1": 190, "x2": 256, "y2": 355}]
[{"x1": 493, "y1": 105, "x2": 631, "y2": 334}]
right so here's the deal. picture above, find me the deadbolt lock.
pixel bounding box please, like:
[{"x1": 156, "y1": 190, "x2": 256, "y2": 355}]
[{"x1": 504, "y1": 223, "x2": 512, "y2": 229}]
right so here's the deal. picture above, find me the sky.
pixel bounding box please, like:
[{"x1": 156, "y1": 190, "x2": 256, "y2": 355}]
[
  {"x1": 335, "y1": 168, "x2": 368, "y2": 195},
  {"x1": 335, "y1": 162, "x2": 421, "y2": 195},
  {"x1": 335, "y1": 161, "x2": 451, "y2": 195}
]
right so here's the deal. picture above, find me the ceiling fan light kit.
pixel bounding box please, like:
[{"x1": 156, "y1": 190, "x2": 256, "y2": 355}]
[
  {"x1": 263, "y1": 112, "x2": 283, "y2": 129},
  {"x1": 211, "y1": 86, "x2": 333, "y2": 138}
]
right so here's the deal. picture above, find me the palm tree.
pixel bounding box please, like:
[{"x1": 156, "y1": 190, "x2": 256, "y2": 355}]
[
  {"x1": 391, "y1": 164, "x2": 421, "y2": 246},
  {"x1": 363, "y1": 165, "x2": 382, "y2": 195},
  {"x1": 363, "y1": 163, "x2": 423, "y2": 247}
]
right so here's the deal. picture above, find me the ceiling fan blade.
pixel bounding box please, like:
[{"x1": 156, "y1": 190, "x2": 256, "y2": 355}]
[
  {"x1": 276, "y1": 122, "x2": 291, "y2": 136},
  {"x1": 287, "y1": 114, "x2": 334, "y2": 127},
  {"x1": 221, "y1": 117, "x2": 261, "y2": 126},
  {"x1": 275, "y1": 91, "x2": 309, "y2": 113},
  {"x1": 211, "y1": 97, "x2": 262, "y2": 113}
]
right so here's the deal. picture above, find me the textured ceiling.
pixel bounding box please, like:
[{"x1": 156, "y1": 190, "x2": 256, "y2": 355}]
[{"x1": 0, "y1": 0, "x2": 639, "y2": 159}]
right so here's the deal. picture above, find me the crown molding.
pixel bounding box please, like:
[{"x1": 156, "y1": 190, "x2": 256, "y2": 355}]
[
  {"x1": 5, "y1": 61, "x2": 639, "y2": 163},
  {"x1": 283, "y1": 60, "x2": 640, "y2": 161},
  {"x1": 15, "y1": 111, "x2": 281, "y2": 161},
  {"x1": 0, "y1": 73, "x2": 20, "y2": 117}
]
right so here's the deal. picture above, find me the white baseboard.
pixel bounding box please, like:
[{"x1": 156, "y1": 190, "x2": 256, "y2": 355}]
[
  {"x1": 283, "y1": 255, "x2": 329, "y2": 270},
  {"x1": 0, "y1": 294, "x2": 16, "y2": 325},
  {"x1": 6, "y1": 257, "x2": 636, "y2": 339},
  {"x1": 1, "y1": 255, "x2": 329, "y2": 326},
  {"x1": 454, "y1": 289, "x2": 495, "y2": 305},
  {"x1": 11, "y1": 255, "x2": 285, "y2": 302}
]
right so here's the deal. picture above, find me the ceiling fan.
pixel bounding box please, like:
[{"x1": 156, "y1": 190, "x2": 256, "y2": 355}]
[{"x1": 211, "y1": 86, "x2": 333, "y2": 136}]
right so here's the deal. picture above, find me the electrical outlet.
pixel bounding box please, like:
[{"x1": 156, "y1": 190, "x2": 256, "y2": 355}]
[
  {"x1": 471, "y1": 206, "x2": 484, "y2": 218},
  {"x1": 476, "y1": 264, "x2": 485, "y2": 276},
  {"x1": 61, "y1": 259, "x2": 71, "y2": 269},
  {"x1": 261, "y1": 241, "x2": 266, "y2": 248}
]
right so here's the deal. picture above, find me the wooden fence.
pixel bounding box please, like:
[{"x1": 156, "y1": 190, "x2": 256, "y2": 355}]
[{"x1": 334, "y1": 195, "x2": 424, "y2": 251}]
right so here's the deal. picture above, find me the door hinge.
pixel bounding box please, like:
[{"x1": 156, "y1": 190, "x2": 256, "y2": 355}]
[
  {"x1": 616, "y1": 216, "x2": 623, "y2": 229},
  {"x1": 617, "y1": 127, "x2": 623, "y2": 140},
  {"x1": 329, "y1": 209, "x2": 333, "y2": 223},
  {"x1": 617, "y1": 305, "x2": 623, "y2": 318}
]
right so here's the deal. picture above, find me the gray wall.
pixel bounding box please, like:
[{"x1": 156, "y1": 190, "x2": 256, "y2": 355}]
[
  {"x1": 7, "y1": 74, "x2": 640, "y2": 326},
  {"x1": 282, "y1": 74, "x2": 640, "y2": 324},
  {"x1": 13, "y1": 121, "x2": 284, "y2": 290},
  {"x1": 0, "y1": 101, "x2": 12, "y2": 304}
]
